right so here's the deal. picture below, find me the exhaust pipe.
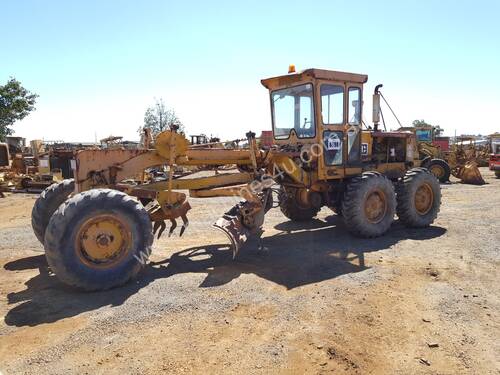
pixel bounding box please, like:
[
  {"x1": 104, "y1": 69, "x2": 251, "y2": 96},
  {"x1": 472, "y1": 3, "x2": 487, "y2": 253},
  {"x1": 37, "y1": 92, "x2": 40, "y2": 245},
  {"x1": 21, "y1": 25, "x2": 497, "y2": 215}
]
[{"x1": 373, "y1": 84, "x2": 383, "y2": 132}]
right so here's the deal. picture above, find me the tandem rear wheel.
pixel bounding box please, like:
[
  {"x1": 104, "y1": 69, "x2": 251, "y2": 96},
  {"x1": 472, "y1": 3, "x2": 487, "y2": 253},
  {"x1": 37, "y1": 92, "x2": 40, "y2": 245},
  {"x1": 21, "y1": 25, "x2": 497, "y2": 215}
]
[
  {"x1": 396, "y1": 168, "x2": 441, "y2": 227},
  {"x1": 279, "y1": 186, "x2": 320, "y2": 221},
  {"x1": 340, "y1": 169, "x2": 441, "y2": 238},
  {"x1": 342, "y1": 172, "x2": 396, "y2": 238}
]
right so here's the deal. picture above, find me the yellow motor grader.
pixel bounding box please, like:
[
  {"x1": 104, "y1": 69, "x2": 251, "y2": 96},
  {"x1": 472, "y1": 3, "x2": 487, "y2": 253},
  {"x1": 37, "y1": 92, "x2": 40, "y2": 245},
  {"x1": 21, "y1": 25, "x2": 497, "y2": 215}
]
[{"x1": 32, "y1": 68, "x2": 441, "y2": 291}]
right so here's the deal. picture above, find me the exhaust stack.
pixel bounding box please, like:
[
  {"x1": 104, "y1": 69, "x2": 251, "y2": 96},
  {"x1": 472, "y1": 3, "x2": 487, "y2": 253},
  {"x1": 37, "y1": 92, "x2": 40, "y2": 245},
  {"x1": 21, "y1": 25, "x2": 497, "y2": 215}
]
[{"x1": 373, "y1": 84, "x2": 383, "y2": 131}]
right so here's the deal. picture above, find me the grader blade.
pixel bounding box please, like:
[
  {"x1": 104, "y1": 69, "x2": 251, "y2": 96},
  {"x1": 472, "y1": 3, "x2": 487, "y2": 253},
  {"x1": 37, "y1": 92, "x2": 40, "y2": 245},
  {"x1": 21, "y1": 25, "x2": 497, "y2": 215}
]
[
  {"x1": 213, "y1": 213, "x2": 251, "y2": 259},
  {"x1": 457, "y1": 162, "x2": 485, "y2": 185}
]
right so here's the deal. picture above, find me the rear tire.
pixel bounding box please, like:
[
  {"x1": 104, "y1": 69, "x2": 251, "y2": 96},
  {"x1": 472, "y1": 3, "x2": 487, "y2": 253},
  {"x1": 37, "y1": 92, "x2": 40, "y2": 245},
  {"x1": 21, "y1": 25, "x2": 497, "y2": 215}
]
[
  {"x1": 342, "y1": 172, "x2": 396, "y2": 238},
  {"x1": 425, "y1": 158, "x2": 451, "y2": 183},
  {"x1": 396, "y1": 168, "x2": 441, "y2": 227},
  {"x1": 44, "y1": 189, "x2": 153, "y2": 291},
  {"x1": 31, "y1": 179, "x2": 75, "y2": 244},
  {"x1": 279, "y1": 187, "x2": 320, "y2": 221},
  {"x1": 329, "y1": 205, "x2": 342, "y2": 216}
]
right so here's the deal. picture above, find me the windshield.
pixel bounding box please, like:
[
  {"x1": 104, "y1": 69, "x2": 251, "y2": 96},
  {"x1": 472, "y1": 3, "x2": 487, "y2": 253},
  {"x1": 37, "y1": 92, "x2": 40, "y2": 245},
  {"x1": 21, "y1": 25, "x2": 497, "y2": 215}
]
[{"x1": 271, "y1": 83, "x2": 315, "y2": 139}]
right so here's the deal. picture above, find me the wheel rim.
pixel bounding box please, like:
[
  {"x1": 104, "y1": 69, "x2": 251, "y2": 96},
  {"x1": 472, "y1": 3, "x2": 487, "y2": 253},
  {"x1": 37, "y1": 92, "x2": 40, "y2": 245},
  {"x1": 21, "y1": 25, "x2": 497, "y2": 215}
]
[
  {"x1": 76, "y1": 214, "x2": 131, "y2": 268},
  {"x1": 430, "y1": 165, "x2": 445, "y2": 179},
  {"x1": 364, "y1": 189, "x2": 388, "y2": 224},
  {"x1": 414, "y1": 183, "x2": 434, "y2": 215}
]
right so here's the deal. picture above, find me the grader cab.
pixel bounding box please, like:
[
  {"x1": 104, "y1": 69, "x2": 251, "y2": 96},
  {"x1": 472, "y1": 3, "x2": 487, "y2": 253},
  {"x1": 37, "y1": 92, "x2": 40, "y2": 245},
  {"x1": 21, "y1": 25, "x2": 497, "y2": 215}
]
[{"x1": 32, "y1": 68, "x2": 441, "y2": 291}]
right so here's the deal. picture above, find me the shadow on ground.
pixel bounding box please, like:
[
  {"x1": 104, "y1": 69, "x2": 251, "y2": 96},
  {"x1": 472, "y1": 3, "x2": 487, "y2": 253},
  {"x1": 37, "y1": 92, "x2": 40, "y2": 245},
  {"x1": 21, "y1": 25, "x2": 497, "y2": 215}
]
[{"x1": 4, "y1": 215, "x2": 446, "y2": 327}]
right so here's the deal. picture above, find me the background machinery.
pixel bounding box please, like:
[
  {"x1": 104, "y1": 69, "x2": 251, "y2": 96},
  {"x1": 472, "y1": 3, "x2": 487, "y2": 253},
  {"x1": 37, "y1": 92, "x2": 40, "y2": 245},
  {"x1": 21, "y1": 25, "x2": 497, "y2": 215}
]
[
  {"x1": 399, "y1": 125, "x2": 485, "y2": 185},
  {"x1": 489, "y1": 133, "x2": 500, "y2": 178},
  {"x1": 31, "y1": 68, "x2": 442, "y2": 291},
  {"x1": 405, "y1": 125, "x2": 452, "y2": 183}
]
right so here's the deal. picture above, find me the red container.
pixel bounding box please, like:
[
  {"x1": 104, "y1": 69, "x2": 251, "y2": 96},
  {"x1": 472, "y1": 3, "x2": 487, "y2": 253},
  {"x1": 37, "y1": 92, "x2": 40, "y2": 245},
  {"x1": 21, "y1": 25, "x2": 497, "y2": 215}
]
[
  {"x1": 432, "y1": 137, "x2": 450, "y2": 151},
  {"x1": 260, "y1": 131, "x2": 274, "y2": 148}
]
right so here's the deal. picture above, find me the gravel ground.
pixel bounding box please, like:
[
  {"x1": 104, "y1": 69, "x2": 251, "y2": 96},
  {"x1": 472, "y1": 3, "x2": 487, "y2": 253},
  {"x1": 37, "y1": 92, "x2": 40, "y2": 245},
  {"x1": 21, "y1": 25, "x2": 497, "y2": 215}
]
[{"x1": 0, "y1": 168, "x2": 499, "y2": 374}]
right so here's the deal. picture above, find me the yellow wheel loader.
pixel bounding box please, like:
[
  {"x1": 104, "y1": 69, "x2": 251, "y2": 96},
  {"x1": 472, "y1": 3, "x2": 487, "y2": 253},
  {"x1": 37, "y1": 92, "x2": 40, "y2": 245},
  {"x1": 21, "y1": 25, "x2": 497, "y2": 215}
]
[{"x1": 32, "y1": 68, "x2": 441, "y2": 291}]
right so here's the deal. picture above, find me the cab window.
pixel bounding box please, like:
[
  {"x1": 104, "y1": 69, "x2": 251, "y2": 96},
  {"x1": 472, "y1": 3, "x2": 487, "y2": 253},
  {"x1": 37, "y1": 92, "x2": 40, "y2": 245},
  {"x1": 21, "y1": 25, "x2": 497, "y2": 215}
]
[
  {"x1": 348, "y1": 87, "x2": 361, "y2": 125},
  {"x1": 320, "y1": 85, "x2": 344, "y2": 125},
  {"x1": 271, "y1": 84, "x2": 315, "y2": 139}
]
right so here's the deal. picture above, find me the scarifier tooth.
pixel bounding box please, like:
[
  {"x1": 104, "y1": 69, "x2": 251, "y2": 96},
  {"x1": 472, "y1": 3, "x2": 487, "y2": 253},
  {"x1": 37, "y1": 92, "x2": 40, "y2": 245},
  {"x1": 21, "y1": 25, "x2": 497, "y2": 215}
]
[
  {"x1": 153, "y1": 221, "x2": 166, "y2": 239},
  {"x1": 168, "y1": 219, "x2": 177, "y2": 237},
  {"x1": 179, "y1": 214, "x2": 189, "y2": 237},
  {"x1": 179, "y1": 225, "x2": 187, "y2": 237}
]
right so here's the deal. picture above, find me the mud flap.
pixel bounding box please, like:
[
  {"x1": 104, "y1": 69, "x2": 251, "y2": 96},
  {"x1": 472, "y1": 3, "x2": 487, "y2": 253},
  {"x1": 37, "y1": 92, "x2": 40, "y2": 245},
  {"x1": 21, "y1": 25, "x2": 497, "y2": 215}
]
[{"x1": 213, "y1": 215, "x2": 251, "y2": 259}]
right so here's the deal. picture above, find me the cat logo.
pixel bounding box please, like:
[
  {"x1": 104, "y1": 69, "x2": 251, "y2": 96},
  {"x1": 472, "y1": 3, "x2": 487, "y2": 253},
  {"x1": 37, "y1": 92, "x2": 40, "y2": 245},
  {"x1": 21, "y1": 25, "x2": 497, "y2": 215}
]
[{"x1": 361, "y1": 143, "x2": 369, "y2": 156}]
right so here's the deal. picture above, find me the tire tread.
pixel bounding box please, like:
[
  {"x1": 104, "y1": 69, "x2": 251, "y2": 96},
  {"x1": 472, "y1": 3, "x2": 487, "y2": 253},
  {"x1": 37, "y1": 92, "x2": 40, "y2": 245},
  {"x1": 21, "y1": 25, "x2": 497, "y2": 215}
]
[
  {"x1": 396, "y1": 168, "x2": 441, "y2": 227},
  {"x1": 31, "y1": 179, "x2": 75, "y2": 243},
  {"x1": 44, "y1": 189, "x2": 153, "y2": 291},
  {"x1": 341, "y1": 173, "x2": 396, "y2": 238}
]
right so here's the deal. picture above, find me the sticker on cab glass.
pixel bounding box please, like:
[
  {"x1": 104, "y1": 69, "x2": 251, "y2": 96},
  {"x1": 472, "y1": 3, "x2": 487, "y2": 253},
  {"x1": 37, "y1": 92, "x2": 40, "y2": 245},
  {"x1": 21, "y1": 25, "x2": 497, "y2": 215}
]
[{"x1": 326, "y1": 133, "x2": 341, "y2": 151}]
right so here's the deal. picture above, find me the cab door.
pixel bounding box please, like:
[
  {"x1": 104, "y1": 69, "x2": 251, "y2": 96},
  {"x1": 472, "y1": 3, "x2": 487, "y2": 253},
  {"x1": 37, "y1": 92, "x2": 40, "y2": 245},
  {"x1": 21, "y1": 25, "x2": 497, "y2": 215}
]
[
  {"x1": 316, "y1": 81, "x2": 363, "y2": 180},
  {"x1": 316, "y1": 81, "x2": 345, "y2": 179},
  {"x1": 345, "y1": 85, "x2": 363, "y2": 167}
]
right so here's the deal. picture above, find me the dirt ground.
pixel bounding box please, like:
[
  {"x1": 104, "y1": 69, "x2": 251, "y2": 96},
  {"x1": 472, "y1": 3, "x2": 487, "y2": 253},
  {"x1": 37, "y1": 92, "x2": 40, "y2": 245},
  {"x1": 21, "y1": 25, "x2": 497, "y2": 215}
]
[{"x1": 0, "y1": 168, "x2": 498, "y2": 374}]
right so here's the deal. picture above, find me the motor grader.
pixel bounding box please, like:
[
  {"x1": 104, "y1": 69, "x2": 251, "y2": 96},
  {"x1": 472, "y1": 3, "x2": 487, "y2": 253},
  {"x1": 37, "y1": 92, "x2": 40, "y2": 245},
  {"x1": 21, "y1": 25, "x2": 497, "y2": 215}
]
[{"x1": 32, "y1": 67, "x2": 441, "y2": 291}]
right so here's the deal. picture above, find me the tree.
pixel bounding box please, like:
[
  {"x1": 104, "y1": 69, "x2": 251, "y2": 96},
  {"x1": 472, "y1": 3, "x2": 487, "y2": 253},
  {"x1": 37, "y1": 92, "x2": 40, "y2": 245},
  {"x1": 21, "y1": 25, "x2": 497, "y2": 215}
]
[
  {"x1": 0, "y1": 78, "x2": 38, "y2": 141},
  {"x1": 412, "y1": 119, "x2": 430, "y2": 127},
  {"x1": 139, "y1": 98, "x2": 184, "y2": 137},
  {"x1": 412, "y1": 119, "x2": 443, "y2": 137}
]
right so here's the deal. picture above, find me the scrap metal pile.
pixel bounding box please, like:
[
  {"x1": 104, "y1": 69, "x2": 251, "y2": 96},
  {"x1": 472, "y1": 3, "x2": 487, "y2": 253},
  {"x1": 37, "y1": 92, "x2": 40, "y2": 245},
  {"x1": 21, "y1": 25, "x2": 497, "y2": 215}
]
[{"x1": 0, "y1": 138, "x2": 69, "y2": 196}]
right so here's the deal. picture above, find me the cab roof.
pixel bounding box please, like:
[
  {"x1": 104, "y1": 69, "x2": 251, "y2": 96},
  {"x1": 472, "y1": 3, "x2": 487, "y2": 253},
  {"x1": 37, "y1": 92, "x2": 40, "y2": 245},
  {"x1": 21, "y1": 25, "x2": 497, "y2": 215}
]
[{"x1": 261, "y1": 68, "x2": 368, "y2": 90}]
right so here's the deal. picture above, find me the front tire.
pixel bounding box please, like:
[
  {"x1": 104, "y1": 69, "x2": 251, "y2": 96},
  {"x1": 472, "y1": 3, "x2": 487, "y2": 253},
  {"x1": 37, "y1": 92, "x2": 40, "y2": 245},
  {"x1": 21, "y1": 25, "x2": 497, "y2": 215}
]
[
  {"x1": 342, "y1": 172, "x2": 396, "y2": 238},
  {"x1": 44, "y1": 189, "x2": 153, "y2": 291},
  {"x1": 31, "y1": 179, "x2": 75, "y2": 244},
  {"x1": 425, "y1": 158, "x2": 451, "y2": 183},
  {"x1": 396, "y1": 168, "x2": 441, "y2": 227}
]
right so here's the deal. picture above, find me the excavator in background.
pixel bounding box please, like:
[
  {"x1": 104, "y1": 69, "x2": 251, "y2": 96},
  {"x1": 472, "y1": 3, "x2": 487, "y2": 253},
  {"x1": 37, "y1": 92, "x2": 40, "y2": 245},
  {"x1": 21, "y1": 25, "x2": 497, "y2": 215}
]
[{"x1": 31, "y1": 67, "x2": 443, "y2": 291}]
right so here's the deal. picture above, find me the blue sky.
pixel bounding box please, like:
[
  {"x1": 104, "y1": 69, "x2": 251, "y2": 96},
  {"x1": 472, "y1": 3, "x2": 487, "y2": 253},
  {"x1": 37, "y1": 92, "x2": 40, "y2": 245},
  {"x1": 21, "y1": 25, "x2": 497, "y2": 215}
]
[{"x1": 2, "y1": 0, "x2": 499, "y2": 141}]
